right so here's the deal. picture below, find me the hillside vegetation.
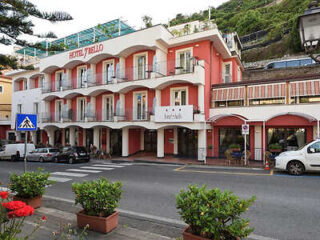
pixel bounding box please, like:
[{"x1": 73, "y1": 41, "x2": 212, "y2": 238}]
[{"x1": 169, "y1": 0, "x2": 313, "y2": 60}]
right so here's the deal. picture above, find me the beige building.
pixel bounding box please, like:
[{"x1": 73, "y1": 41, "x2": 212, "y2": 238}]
[{"x1": 0, "y1": 75, "x2": 12, "y2": 141}]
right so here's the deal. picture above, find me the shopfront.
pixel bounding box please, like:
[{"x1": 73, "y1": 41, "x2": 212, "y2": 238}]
[
  {"x1": 218, "y1": 127, "x2": 249, "y2": 157},
  {"x1": 177, "y1": 128, "x2": 197, "y2": 158},
  {"x1": 110, "y1": 129, "x2": 122, "y2": 156},
  {"x1": 267, "y1": 128, "x2": 306, "y2": 152},
  {"x1": 144, "y1": 130, "x2": 157, "y2": 152}
]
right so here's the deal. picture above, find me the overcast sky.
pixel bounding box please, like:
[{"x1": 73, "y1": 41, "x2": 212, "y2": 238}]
[{"x1": 2, "y1": 0, "x2": 229, "y2": 54}]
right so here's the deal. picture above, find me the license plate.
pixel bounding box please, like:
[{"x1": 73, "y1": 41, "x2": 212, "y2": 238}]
[{"x1": 80, "y1": 153, "x2": 86, "y2": 156}]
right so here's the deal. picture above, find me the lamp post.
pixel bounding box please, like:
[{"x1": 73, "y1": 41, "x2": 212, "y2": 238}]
[{"x1": 298, "y1": 1, "x2": 320, "y2": 63}]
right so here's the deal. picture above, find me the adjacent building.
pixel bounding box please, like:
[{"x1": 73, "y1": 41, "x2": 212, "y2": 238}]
[{"x1": 0, "y1": 75, "x2": 13, "y2": 142}]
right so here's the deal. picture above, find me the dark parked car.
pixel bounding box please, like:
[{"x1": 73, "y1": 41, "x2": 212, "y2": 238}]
[{"x1": 54, "y1": 146, "x2": 90, "y2": 164}]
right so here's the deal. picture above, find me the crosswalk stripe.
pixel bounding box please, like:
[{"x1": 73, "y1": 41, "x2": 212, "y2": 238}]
[
  {"x1": 101, "y1": 163, "x2": 132, "y2": 166},
  {"x1": 66, "y1": 169, "x2": 102, "y2": 173},
  {"x1": 51, "y1": 172, "x2": 88, "y2": 177},
  {"x1": 93, "y1": 164, "x2": 124, "y2": 168},
  {"x1": 80, "y1": 166, "x2": 113, "y2": 170},
  {"x1": 49, "y1": 176, "x2": 72, "y2": 183}
]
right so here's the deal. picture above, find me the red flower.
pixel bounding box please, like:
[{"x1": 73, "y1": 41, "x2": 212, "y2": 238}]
[
  {"x1": 0, "y1": 191, "x2": 8, "y2": 199},
  {"x1": 41, "y1": 215, "x2": 47, "y2": 221},
  {"x1": 2, "y1": 201, "x2": 26, "y2": 210},
  {"x1": 8, "y1": 205, "x2": 34, "y2": 218}
]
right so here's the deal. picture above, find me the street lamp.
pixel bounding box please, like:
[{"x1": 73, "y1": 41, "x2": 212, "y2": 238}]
[{"x1": 298, "y1": 1, "x2": 320, "y2": 63}]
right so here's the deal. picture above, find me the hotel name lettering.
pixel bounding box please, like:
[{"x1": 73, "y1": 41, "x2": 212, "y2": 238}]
[{"x1": 69, "y1": 43, "x2": 104, "y2": 59}]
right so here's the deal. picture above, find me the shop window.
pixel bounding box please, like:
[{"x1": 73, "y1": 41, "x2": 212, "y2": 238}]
[
  {"x1": 267, "y1": 128, "x2": 306, "y2": 152},
  {"x1": 219, "y1": 128, "x2": 249, "y2": 157},
  {"x1": 249, "y1": 98, "x2": 285, "y2": 106}
]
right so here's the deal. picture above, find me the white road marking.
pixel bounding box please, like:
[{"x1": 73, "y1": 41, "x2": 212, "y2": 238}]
[
  {"x1": 48, "y1": 176, "x2": 72, "y2": 183},
  {"x1": 101, "y1": 162, "x2": 132, "y2": 166},
  {"x1": 80, "y1": 166, "x2": 113, "y2": 170},
  {"x1": 51, "y1": 172, "x2": 87, "y2": 177},
  {"x1": 66, "y1": 169, "x2": 102, "y2": 173},
  {"x1": 93, "y1": 164, "x2": 124, "y2": 168}
]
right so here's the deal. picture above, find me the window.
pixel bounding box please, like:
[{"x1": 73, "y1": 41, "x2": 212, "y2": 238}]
[
  {"x1": 56, "y1": 71, "x2": 63, "y2": 90},
  {"x1": 267, "y1": 128, "x2": 306, "y2": 152},
  {"x1": 103, "y1": 60, "x2": 114, "y2": 84},
  {"x1": 23, "y1": 80, "x2": 27, "y2": 90},
  {"x1": 77, "y1": 98, "x2": 86, "y2": 121},
  {"x1": 0, "y1": 86, "x2": 3, "y2": 93},
  {"x1": 134, "y1": 92, "x2": 147, "y2": 120},
  {"x1": 17, "y1": 104, "x2": 22, "y2": 113},
  {"x1": 77, "y1": 66, "x2": 87, "y2": 88},
  {"x1": 103, "y1": 95, "x2": 113, "y2": 121},
  {"x1": 176, "y1": 48, "x2": 192, "y2": 74},
  {"x1": 291, "y1": 95, "x2": 320, "y2": 104},
  {"x1": 214, "y1": 100, "x2": 244, "y2": 108},
  {"x1": 223, "y1": 63, "x2": 232, "y2": 83},
  {"x1": 56, "y1": 100, "x2": 63, "y2": 122},
  {"x1": 33, "y1": 103, "x2": 39, "y2": 115},
  {"x1": 249, "y1": 98, "x2": 285, "y2": 106},
  {"x1": 172, "y1": 88, "x2": 187, "y2": 106}
]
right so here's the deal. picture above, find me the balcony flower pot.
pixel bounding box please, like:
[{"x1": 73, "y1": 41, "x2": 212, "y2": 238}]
[
  {"x1": 12, "y1": 195, "x2": 42, "y2": 209},
  {"x1": 76, "y1": 210, "x2": 119, "y2": 234}
]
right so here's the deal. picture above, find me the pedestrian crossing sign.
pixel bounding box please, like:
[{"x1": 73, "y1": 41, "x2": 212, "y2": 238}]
[{"x1": 16, "y1": 114, "x2": 37, "y2": 131}]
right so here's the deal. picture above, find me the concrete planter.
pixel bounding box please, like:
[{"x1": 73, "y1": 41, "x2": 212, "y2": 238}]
[
  {"x1": 12, "y1": 195, "x2": 42, "y2": 209},
  {"x1": 77, "y1": 210, "x2": 119, "y2": 234},
  {"x1": 182, "y1": 226, "x2": 241, "y2": 240}
]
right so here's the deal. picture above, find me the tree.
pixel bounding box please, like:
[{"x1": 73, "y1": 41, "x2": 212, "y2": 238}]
[
  {"x1": 142, "y1": 15, "x2": 152, "y2": 28},
  {"x1": 0, "y1": 0, "x2": 73, "y2": 71}
]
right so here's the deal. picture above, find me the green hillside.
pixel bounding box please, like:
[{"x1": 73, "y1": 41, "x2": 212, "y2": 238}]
[{"x1": 169, "y1": 0, "x2": 313, "y2": 59}]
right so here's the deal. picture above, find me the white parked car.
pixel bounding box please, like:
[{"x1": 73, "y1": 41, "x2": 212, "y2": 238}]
[
  {"x1": 0, "y1": 143, "x2": 35, "y2": 161},
  {"x1": 275, "y1": 140, "x2": 320, "y2": 175}
]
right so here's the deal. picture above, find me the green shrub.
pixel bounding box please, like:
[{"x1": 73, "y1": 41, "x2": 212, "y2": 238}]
[
  {"x1": 72, "y1": 178, "x2": 122, "y2": 217},
  {"x1": 269, "y1": 143, "x2": 282, "y2": 150},
  {"x1": 176, "y1": 185, "x2": 255, "y2": 239},
  {"x1": 10, "y1": 169, "x2": 53, "y2": 198},
  {"x1": 229, "y1": 143, "x2": 241, "y2": 149}
]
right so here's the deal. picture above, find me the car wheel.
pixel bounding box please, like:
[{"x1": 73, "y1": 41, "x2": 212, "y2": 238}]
[
  {"x1": 39, "y1": 157, "x2": 44, "y2": 163},
  {"x1": 68, "y1": 157, "x2": 74, "y2": 164},
  {"x1": 287, "y1": 161, "x2": 305, "y2": 175},
  {"x1": 54, "y1": 157, "x2": 59, "y2": 163}
]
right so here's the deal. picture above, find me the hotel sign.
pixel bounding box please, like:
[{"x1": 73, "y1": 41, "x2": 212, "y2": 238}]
[
  {"x1": 155, "y1": 105, "x2": 193, "y2": 123},
  {"x1": 69, "y1": 43, "x2": 104, "y2": 60}
]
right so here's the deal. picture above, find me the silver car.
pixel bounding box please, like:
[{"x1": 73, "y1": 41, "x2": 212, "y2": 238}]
[{"x1": 27, "y1": 148, "x2": 60, "y2": 162}]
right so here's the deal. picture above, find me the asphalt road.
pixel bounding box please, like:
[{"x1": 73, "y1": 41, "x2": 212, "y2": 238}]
[{"x1": 0, "y1": 160, "x2": 320, "y2": 240}]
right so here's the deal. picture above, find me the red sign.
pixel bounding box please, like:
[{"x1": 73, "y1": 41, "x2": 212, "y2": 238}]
[{"x1": 69, "y1": 43, "x2": 104, "y2": 59}]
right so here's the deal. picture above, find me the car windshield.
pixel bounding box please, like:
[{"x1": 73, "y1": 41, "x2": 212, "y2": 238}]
[
  {"x1": 73, "y1": 147, "x2": 86, "y2": 152},
  {"x1": 49, "y1": 149, "x2": 60, "y2": 153}
]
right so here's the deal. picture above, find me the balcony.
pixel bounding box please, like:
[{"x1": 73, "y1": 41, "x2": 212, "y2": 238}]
[{"x1": 41, "y1": 57, "x2": 202, "y2": 95}]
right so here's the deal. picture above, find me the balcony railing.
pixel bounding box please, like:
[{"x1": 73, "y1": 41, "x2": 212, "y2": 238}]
[{"x1": 42, "y1": 57, "x2": 199, "y2": 93}]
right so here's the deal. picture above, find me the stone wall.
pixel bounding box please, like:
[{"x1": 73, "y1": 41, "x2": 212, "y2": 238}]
[{"x1": 243, "y1": 65, "x2": 320, "y2": 82}]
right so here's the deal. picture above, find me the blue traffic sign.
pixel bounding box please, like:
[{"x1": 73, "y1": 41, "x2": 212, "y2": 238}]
[{"x1": 16, "y1": 114, "x2": 37, "y2": 131}]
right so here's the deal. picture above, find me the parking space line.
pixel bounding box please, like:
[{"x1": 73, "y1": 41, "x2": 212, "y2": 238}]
[{"x1": 51, "y1": 172, "x2": 88, "y2": 177}]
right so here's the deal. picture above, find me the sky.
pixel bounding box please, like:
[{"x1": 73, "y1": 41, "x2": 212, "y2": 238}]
[{"x1": 1, "y1": 0, "x2": 229, "y2": 55}]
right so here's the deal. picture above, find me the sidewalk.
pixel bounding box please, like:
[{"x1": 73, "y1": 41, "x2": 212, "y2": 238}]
[
  {"x1": 97, "y1": 151, "x2": 265, "y2": 168},
  {"x1": 21, "y1": 202, "x2": 179, "y2": 240}
]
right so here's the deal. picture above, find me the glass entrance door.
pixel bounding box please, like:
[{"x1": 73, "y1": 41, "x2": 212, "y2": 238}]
[
  {"x1": 79, "y1": 68, "x2": 87, "y2": 88},
  {"x1": 178, "y1": 128, "x2": 197, "y2": 158},
  {"x1": 104, "y1": 62, "x2": 114, "y2": 84},
  {"x1": 56, "y1": 101, "x2": 62, "y2": 122},
  {"x1": 79, "y1": 99, "x2": 86, "y2": 121},
  {"x1": 110, "y1": 129, "x2": 122, "y2": 156},
  {"x1": 144, "y1": 130, "x2": 157, "y2": 152}
]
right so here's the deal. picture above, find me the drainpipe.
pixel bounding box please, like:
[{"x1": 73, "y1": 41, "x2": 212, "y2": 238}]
[
  {"x1": 244, "y1": 120, "x2": 247, "y2": 166},
  {"x1": 317, "y1": 120, "x2": 319, "y2": 139},
  {"x1": 263, "y1": 121, "x2": 266, "y2": 165}
]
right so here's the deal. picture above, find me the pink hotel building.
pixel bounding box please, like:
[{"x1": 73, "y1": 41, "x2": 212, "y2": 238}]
[{"x1": 10, "y1": 19, "x2": 288, "y2": 162}]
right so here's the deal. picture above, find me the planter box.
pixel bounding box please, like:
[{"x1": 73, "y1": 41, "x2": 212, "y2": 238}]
[
  {"x1": 183, "y1": 227, "x2": 210, "y2": 240},
  {"x1": 77, "y1": 210, "x2": 118, "y2": 234},
  {"x1": 270, "y1": 149, "x2": 281, "y2": 153},
  {"x1": 12, "y1": 195, "x2": 42, "y2": 209},
  {"x1": 182, "y1": 226, "x2": 240, "y2": 240},
  {"x1": 229, "y1": 148, "x2": 240, "y2": 152}
]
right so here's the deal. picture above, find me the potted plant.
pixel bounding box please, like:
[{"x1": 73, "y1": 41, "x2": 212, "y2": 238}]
[
  {"x1": 176, "y1": 185, "x2": 255, "y2": 240},
  {"x1": 228, "y1": 143, "x2": 241, "y2": 152},
  {"x1": 269, "y1": 143, "x2": 282, "y2": 153},
  {"x1": 9, "y1": 169, "x2": 53, "y2": 209},
  {"x1": 72, "y1": 177, "x2": 122, "y2": 234}
]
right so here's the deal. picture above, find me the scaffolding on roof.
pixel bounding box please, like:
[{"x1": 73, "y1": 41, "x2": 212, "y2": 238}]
[{"x1": 15, "y1": 19, "x2": 135, "y2": 59}]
